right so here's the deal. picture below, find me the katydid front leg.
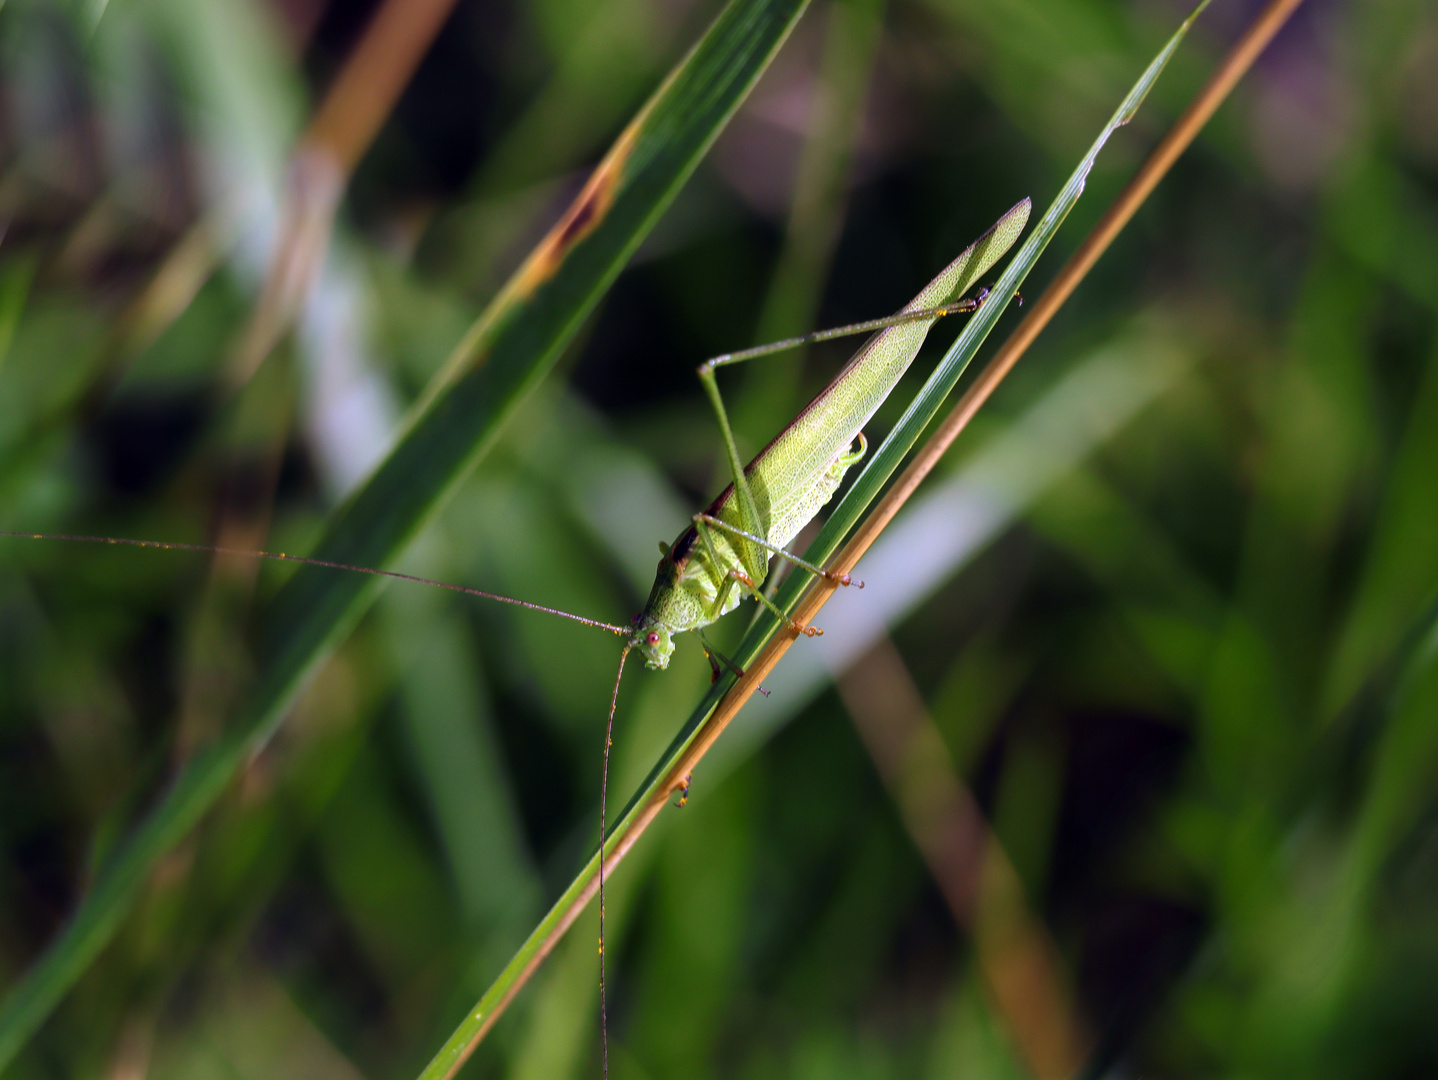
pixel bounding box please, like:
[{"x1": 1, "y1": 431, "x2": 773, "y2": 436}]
[{"x1": 689, "y1": 507, "x2": 821, "y2": 645}]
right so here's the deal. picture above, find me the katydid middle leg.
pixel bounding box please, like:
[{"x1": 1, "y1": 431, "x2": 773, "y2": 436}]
[
  {"x1": 691, "y1": 512, "x2": 826, "y2": 637},
  {"x1": 692, "y1": 511, "x2": 866, "y2": 589}
]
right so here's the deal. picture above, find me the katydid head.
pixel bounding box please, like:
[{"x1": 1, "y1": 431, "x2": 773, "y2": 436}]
[{"x1": 630, "y1": 617, "x2": 674, "y2": 670}]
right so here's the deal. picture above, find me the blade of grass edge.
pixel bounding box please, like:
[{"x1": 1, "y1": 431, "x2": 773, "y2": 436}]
[
  {"x1": 418, "y1": 3, "x2": 1218, "y2": 1075},
  {"x1": 0, "y1": 0, "x2": 811, "y2": 1069}
]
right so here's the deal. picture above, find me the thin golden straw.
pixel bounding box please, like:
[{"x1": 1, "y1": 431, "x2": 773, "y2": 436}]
[{"x1": 443, "y1": 0, "x2": 1308, "y2": 1065}]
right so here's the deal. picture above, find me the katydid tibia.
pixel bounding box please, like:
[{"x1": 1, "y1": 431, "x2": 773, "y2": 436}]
[{"x1": 1, "y1": 195, "x2": 1029, "y2": 1076}]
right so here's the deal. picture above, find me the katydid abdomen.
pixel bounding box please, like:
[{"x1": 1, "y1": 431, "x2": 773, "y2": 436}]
[{"x1": 630, "y1": 197, "x2": 1030, "y2": 669}]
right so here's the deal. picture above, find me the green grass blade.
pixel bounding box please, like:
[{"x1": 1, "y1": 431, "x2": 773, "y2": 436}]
[
  {"x1": 0, "y1": 256, "x2": 36, "y2": 372},
  {"x1": 427, "y1": 1, "x2": 1209, "y2": 1071},
  {"x1": 0, "y1": 0, "x2": 810, "y2": 1067}
]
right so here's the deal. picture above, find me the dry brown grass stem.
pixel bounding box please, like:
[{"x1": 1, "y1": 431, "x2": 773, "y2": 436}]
[
  {"x1": 303, "y1": 0, "x2": 462, "y2": 175},
  {"x1": 838, "y1": 637, "x2": 1087, "y2": 1080},
  {"x1": 120, "y1": 0, "x2": 463, "y2": 384},
  {"x1": 232, "y1": 0, "x2": 462, "y2": 383},
  {"x1": 444, "y1": 0, "x2": 1309, "y2": 1060}
]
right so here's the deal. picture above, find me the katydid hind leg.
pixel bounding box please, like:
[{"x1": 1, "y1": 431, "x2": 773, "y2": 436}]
[
  {"x1": 689, "y1": 276, "x2": 999, "y2": 591},
  {"x1": 696, "y1": 293, "x2": 988, "y2": 371}
]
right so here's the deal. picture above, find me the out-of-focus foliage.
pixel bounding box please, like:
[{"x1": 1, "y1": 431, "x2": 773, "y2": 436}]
[{"x1": 0, "y1": 0, "x2": 1435, "y2": 1078}]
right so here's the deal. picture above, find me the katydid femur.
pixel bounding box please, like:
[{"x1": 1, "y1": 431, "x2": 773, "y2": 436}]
[{"x1": 3, "y1": 195, "x2": 1029, "y2": 1076}]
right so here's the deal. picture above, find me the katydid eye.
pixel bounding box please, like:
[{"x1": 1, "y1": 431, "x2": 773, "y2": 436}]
[{"x1": 646, "y1": 632, "x2": 660, "y2": 646}]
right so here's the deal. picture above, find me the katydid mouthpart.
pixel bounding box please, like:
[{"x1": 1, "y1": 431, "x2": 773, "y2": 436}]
[{"x1": 1, "y1": 195, "x2": 1029, "y2": 1077}]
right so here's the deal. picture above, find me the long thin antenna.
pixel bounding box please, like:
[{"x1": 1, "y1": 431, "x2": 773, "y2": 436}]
[
  {"x1": 0, "y1": 532, "x2": 631, "y2": 636},
  {"x1": 599, "y1": 642, "x2": 632, "y2": 1080}
]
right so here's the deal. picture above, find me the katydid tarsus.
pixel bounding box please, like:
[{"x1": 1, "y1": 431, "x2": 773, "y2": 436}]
[{"x1": 2, "y1": 195, "x2": 1029, "y2": 1072}]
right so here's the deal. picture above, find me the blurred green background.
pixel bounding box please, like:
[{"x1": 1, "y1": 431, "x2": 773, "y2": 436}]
[{"x1": 3, "y1": 0, "x2": 1437, "y2": 1077}]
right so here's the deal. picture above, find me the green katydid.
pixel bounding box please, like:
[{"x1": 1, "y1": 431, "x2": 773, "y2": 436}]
[
  {"x1": 2, "y1": 195, "x2": 1029, "y2": 1075},
  {"x1": 631, "y1": 197, "x2": 1031, "y2": 668}
]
